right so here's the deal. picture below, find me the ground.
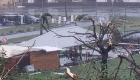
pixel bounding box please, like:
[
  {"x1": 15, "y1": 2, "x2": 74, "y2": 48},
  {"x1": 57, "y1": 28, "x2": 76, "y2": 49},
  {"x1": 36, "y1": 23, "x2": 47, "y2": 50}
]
[
  {"x1": 0, "y1": 16, "x2": 139, "y2": 43},
  {"x1": 2, "y1": 16, "x2": 140, "y2": 79},
  {"x1": 6, "y1": 54, "x2": 140, "y2": 80},
  {"x1": 0, "y1": 23, "x2": 64, "y2": 43}
]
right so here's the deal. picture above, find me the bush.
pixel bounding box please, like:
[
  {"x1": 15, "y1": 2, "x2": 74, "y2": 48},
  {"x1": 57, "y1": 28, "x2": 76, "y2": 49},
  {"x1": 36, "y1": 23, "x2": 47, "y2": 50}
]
[
  {"x1": 17, "y1": 30, "x2": 25, "y2": 33},
  {"x1": 26, "y1": 28, "x2": 31, "y2": 32}
]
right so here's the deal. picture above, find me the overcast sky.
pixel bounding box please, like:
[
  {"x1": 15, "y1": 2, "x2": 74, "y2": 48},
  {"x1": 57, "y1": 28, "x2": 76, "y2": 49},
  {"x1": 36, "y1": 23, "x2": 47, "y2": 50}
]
[
  {"x1": 97, "y1": 0, "x2": 140, "y2": 2},
  {"x1": 47, "y1": 0, "x2": 140, "y2": 2}
]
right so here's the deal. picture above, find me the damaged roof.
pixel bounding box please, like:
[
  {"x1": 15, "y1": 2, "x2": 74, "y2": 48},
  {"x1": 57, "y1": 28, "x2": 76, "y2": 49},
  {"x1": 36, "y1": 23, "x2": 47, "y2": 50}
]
[{"x1": 19, "y1": 26, "x2": 91, "y2": 48}]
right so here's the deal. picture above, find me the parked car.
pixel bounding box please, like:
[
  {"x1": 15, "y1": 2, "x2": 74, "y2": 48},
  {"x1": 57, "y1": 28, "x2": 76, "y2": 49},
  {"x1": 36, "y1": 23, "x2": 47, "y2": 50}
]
[{"x1": 0, "y1": 14, "x2": 40, "y2": 26}]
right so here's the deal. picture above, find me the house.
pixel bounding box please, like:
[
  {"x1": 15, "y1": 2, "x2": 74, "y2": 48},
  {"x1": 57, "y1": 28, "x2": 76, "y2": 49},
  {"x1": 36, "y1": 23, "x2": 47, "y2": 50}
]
[
  {"x1": 0, "y1": 45, "x2": 62, "y2": 72},
  {"x1": 0, "y1": 0, "x2": 18, "y2": 9},
  {"x1": 0, "y1": 0, "x2": 10, "y2": 9},
  {"x1": 19, "y1": 26, "x2": 90, "y2": 48},
  {"x1": 17, "y1": 0, "x2": 96, "y2": 7},
  {"x1": 19, "y1": 25, "x2": 91, "y2": 66}
]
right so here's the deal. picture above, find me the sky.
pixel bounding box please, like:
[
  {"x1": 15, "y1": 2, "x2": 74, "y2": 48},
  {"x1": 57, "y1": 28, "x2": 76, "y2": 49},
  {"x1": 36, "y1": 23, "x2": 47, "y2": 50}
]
[
  {"x1": 97, "y1": 0, "x2": 140, "y2": 2},
  {"x1": 47, "y1": 0, "x2": 140, "y2": 2},
  {"x1": 45, "y1": 0, "x2": 140, "y2": 2}
]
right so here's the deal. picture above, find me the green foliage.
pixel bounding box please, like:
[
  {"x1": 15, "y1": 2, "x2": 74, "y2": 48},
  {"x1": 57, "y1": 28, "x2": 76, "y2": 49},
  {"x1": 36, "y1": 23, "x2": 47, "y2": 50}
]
[
  {"x1": 69, "y1": 54, "x2": 140, "y2": 80},
  {"x1": 4, "y1": 54, "x2": 140, "y2": 80},
  {"x1": 4, "y1": 51, "x2": 140, "y2": 80},
  {"x1": 0, "y1": 51, "x2": 6, "y2": 73},
  {"x1": 6, "y1": 71, "x2": 67, "y2": 80}
]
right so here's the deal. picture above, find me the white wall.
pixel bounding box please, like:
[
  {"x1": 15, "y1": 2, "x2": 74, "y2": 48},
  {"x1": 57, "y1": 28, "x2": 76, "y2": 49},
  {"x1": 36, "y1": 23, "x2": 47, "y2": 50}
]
[
  {"x1": 123, "y1": 0, "x2": 140, "y2": 2},
  {"x1": 48, "y1": 0, "x2": 57, "y2": 2},
  {"x1": 72, "y1": 0, "x2": 83, "y2": 2},
  {"x1": 28, "y1": 0, "x2": 34, "y2": 3}
]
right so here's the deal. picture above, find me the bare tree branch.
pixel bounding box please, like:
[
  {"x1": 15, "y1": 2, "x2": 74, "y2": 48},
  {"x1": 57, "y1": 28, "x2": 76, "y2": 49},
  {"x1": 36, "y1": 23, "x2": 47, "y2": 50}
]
[
  {"x1": 0, "y1": 41, "x2": 36, "y2": 80},
  {"x1": 113, "y1": 56, "x2": 123, "y2": 80}
]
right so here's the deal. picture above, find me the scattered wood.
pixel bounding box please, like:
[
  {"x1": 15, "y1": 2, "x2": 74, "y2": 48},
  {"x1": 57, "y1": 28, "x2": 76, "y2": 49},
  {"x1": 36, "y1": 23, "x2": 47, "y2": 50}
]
[{"x1": 65, "y1": 67, "x2": 78, "y2": 80}]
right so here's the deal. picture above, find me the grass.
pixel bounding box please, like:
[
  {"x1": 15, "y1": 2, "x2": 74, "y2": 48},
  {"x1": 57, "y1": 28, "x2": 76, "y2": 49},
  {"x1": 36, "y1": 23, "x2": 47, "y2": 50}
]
[
  {"x1": 2, "y1": 16, "x2": 140, "y2": 79},
  {"x1": 6, "y1": 54, "x2": 140, "y2": 80},
  {"x1": 82, "y1": 16, "x2": 140, "y2": 33},
  {"x1": 7, "y1": 71, "x2": 67, "y2": 80},
  {"x1": 0, "y1": 24, "x2": 40, "y2": 36},
  {"x1": 0, "y1": 23, "x2": 63, "y2": 36},
  {"x1": 0, "y1": 23, "x2": 64, "y2": 43},
  {"x1": 71, "y1": 54, "x2": 140, "y2": 80},
  {"x1": 118, "y1": 16, "x2": 140, "y2": 32},
  {"x1": 8, "y1": 34, "x2": 40, "y2": 43},
  {"x1": 0, "y1": 16, "x2": 140, "y2": 36},
  {"x1": 0, "y1": 16, "x2": 139, "y2": 43}
]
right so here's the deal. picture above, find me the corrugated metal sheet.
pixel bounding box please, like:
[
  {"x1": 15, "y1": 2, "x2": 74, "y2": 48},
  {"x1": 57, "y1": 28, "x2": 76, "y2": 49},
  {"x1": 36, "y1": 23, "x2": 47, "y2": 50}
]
[
  {"x1": 0, "y1": 45, "x2": 62, "y2": 58},
  {"x1": 19, "y1": 26, "x2": 91, "y2": 48}
]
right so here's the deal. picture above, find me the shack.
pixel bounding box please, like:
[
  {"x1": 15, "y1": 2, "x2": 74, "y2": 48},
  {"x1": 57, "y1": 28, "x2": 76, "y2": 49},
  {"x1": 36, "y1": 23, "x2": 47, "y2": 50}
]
[
  {"x1": 19, "y1": 26, "x2": 91, "y2": 66},
  {"x1": 0, "y1": 45, "x2": 62, "y2": 72}
]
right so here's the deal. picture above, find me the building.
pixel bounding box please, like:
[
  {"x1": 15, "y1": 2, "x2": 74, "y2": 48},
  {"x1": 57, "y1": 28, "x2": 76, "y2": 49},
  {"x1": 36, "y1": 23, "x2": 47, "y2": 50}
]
[
  {"x1": 0, "y1": 45, "x2": 62, "y2": 72},
  {"x1": 19, "y1": 26, "x2": 90, "y2": 48},
  {"x1": 19, "y1": 26, "x2": 92, "y2": 66},
  {"x1": 72, "y1": 0, "x2": 83, "y2": 2},
  {"x1": 16, "y1": 0, "x2": 96, "y2": 7},
  {"x1": 0, "y1": 0, "x2": 17, "y2": 9},
  {"x1": 16, "y1": 0, "x2": 140, "y2": 8},
  {"x1": 83, "y1": 0, "x2": 96, "y2": 2}
]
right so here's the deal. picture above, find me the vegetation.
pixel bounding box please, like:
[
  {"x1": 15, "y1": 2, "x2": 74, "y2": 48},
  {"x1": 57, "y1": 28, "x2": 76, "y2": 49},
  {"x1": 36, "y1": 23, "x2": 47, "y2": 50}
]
[
  {"x1": 7, "y1": 34, "x2": 39, "y2": 43},
  {"x1": 0, "y1": 15, "x2": 140, "y2": 80},
  {"x1": 0, "y1": 24, "x2": 40, "y2": 36},
  {"x1": 4, "y1": 54, "x2": 140, "y2": 80}
]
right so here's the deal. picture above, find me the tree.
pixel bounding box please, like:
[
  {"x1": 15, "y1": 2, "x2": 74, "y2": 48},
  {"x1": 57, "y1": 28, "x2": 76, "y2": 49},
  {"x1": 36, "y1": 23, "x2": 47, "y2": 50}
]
[
  {"x1": 0, "y1": 44, "x2": 35, "y2": 80},
  {"x1": 65, "y1": 15, "x2": 122, "y2": 80},
  {"x1": 72, "y1": 15, "x2": 140, "y2": 80},
  {"x1": 40, "y1": 13, "x2": 52, "y2": 35}
]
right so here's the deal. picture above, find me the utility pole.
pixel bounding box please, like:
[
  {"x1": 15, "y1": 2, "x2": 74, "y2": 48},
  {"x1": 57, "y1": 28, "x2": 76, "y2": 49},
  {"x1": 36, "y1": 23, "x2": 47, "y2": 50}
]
[
  {"x1": 111, "y1": 0, "x2": 114, "y2": 17},
  {"x1": 40, "y1": 0, "x2": 44, "y2": 35},
  {"x1": 95, "y1": 0, "x2": 97, "y2": 17},
  {"x1": 11, "y1": 0, "x2": 15, "y2": 9},
  {"x1": 124, "y1": 5, "x2": 127, "y2": 34},
  {"x1": 41, "y1": 0, "x2": 44, "y2": 13},
  {"x1": 64, "y1": 0, "x2": 68, "y2": 20},
  {"x1": 46, "y1": 0, "x2": 48, "y2": 13}
]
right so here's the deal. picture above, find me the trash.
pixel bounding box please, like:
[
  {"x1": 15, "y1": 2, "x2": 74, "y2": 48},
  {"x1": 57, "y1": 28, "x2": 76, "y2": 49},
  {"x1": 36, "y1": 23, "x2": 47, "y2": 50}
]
[
  {"x1": 29, "y1": 72, "x2": 41, "y2": 76},
  {"x1": 24, "y1": 65, "x2": 35, "y2": 72},
  {"x1": 53, "y1": 72, "x2": 65, "y2": 75}
]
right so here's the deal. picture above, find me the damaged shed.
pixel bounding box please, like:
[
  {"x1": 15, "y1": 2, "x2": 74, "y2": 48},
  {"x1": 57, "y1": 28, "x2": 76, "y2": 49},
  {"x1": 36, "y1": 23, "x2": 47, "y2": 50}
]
[{"x1": 0, "y1": 45, "x2": 62, "y2": 71}]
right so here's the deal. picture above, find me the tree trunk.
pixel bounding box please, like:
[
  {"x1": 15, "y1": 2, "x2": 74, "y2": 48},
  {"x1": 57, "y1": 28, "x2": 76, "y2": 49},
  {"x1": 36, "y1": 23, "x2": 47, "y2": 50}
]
[
  {"x1": 40, "y1": 26, "x2": 43, "y2": 35},
  {"x1": 79, "y1": 46, "x2": 82, "y2": 61},
  {"x1": 100, "y1": 50, "x2": 108, "y2": 80}
]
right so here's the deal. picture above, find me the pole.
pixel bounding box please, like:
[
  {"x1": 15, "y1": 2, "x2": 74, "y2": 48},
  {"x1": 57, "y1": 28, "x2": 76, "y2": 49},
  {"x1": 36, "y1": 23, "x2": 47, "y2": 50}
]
[
  {"x1": 124, "y1": 5, "x2": 126, "y2": 34},
  {"x1": 95, "y1": 0, "x2": 97, "y2": 17},
  {"x1": 111, "y1": 0, "x2": 114, "y2": 17},
  {"x1": 42, "y1": 0, "x2": 44, "y2": 13},
  {"x1": 64, "y1": 0, "x2": 68, "y2": 20},
  {"x1": 40, "y1": 0, "x2": 44, "y2": 35},
  {"x1": 46, "y1": 0, "x2": 48, "y2": 13}
]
